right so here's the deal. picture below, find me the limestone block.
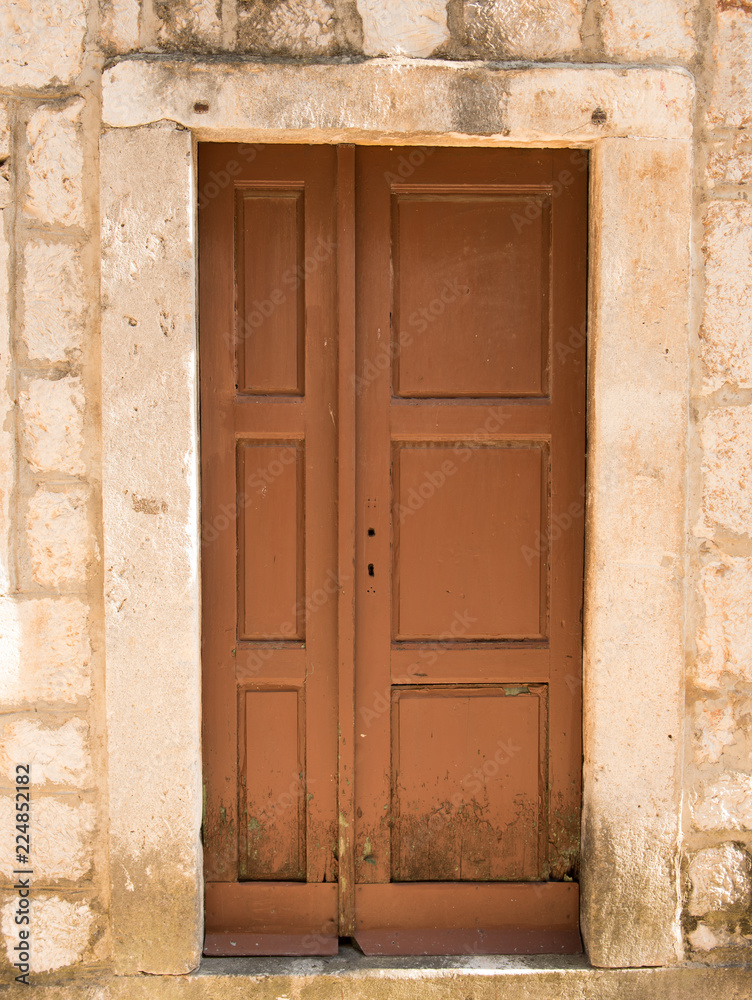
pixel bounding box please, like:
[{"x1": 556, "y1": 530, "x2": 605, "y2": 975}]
[
  {"x1": 580, "y1": 139, "x2": 691, "y2": 969},
  {"x1": 100, "y1": 0, "x2": 140, "y2": 52},
  {"x1": 22, "y1": 241, "x2": 85, "y2": 364},
  {"x1": 600, "y1": 0, "x2": 696, "y2": 61},
  {"x1": 20, "y1": 377, "x2": 85, "y2": 477},
  {"x1": 707, "y1": 132, "x2": 752, "y2": 187},
  {"x1": 688, "y1": 921, "x2": 752, "y2": 951},
  {"x1": 700, "y1": 201, "x2": 752, "y2": 392},
  {"x1": 1, "y1": 893, "x2": 94, "y2": 973},
  {"x1": 0, "y1": 718, "x2": 91, "y2": 787},
  {"x1": 697, "y1": 407, "x2": 752, "y2": 537},
  {"x1": 155, "y1": 0, "x2": 222, "y2": 49},
  {"x1": 101, "y1": 124, "x2": 201, "y2": 975},
  {"x1": 692, "y1": 771, "x2": 752, "y2": 831},
  {"x1": 237, "y1": 0, "x2": 336, "y2": 55},
  {"x1": 0, "y1": 598, "x2": 91, "y2": 707},
  {"x1": 358, "y1": 0, "x2": 449, "y2": 57},
  {"x1": 694, "y1": 699, "x2": 737, "y2": 765},
  {"x1": 26, "y1": 488, "x2": 95, "y2": 589},
  {"x1": 0, "y1": 796, "x2": 95, "y2": 882},
  {"x1": 696, "y1": 557, "x2": 752, "y2": 689},
  {"x1": 0, "y1": 0, "x2": 86, "y2": 88},
  {"x1": 464, "y1": 0, "x2": 584, "y2": 59},
  {"x1": 0, "y1": 215, "x2": 10, "y2": 598},
  {"x1": 687, "y1": 843, "x2": 752, "y2": 915},
  {"x1": 708, "y1": 9, "x2": 752, "y2": 128},
  {"x1": 24, "y1": 101, "x2": 85, "y2": 229},
  {"x1": 102, "y1": 60, "x2": 694, "y2": 143}
]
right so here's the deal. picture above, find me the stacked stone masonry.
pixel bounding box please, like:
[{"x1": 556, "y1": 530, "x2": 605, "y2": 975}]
[{"x1": 0, "y1": 0, "x2": 750, "y2": 989}]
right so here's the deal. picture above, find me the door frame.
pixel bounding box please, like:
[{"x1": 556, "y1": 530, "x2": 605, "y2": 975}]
[{"x1": 99, "y1": 60, "x2": 693, "y2": 973}]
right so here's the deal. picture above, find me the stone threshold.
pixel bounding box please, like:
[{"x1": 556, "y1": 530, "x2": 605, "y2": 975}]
[{"x1": 25, "y1": 949, "x2": 752, "y2": 998}]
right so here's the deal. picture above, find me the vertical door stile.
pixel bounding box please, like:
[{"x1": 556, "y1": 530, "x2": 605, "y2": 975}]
[{"x1": 337, "y1": 144, "x2": 357, "y2": 935}]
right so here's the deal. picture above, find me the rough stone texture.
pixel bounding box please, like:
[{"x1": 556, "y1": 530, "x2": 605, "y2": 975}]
[
  {"x1": 22, "y1": 241, "x2": 85, "y2": 364},
  {"x1": 358, "y1": 0, "x2": 449, "y2": 57},
  {"x1": 707, "y1": 132, "x2": 752, "y2": 187},
  {"x1": 24, "y1": 100, "x2": 85, "y2": 230},
  {"x1": 581, "y1": 139, "x2": 691, "y2": 968},
  {"x1": 101, "y1": 61, "x2": 694, "y2": 143},
  {"x1": 155, "y1": 0, "x2": 222, "y2": 50},
  {"x1": 237, "y1": 0, "x2": 336, "y2": 55},
  {"x1": 464, "y1": 0, "x2": 585, "y2": 59},
  {"x1": 600, "y1": 0, "x2": 697, "y2": 60},
  {"x1": 688, "y1": 921, "x2": 752, "y2": 953},
  {"x1": 687, "y1": 843, "x2": 752, "y2": 916},
  {"x1": 0, "y1": 598, "x2": 91, "y2": 707},
  {"x1": 0, "y1": 796, "x2": 95, "y2": 882},
  {"x1": 0, "y1": 105, "x2": 10, "y2": 210},
  {"x1": 697, "y1": 407, "x2": 752, "y2": 538},
  {"x1": 696, "y1": 556, "x2": 752, "y2": 690},
  {"x1": 101, "y1": 125, "x2": 201, "y2": 975},
  {"x1": 0, "y1": 215, "x2": 11, "y2": 598},
  {"x1": 0, "y1": 0, "x2": 86, "y2": 88},
  {"x1": 1, "y1": 893, "x2": 94, "y2": 973},
  {"x1": 99, "y1": 0, "x2": 141, "y2": 52},
  {"x1": 692, "y1": 772, "x2": 752, "y2": 832},
  {"x1": 26, "y1": 488, "x2": 94, "y2": 589},
  {"x1": 0, "y1": 717, "x2": 91, "y2": 787},
  {"x1": 692, "y1": 696, "x2": 752, "y2": 767},
  {"x1": 708, "y1": 9, "x2": 752, "y2": 128},
  {"x1": 20, "y1": 377, "x2": 85, "y2": 476},
  {"x1": 700, "y1": 201, "x2": 752, "y2": 392}
]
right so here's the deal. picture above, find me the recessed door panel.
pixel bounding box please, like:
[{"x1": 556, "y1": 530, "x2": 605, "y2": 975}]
[
  {"x1": 237, "y1": 442, "x2": 304, "y2": 640},
  {"x1": 392, "y1": 687, "x2": 545, "y2": 882},
  {"x1": 394, "y1": 195, "x2": 549, "y2": 397},
  {"x1": 237, "y1": 191, "x2": 304, "y2": 395},
  {"x1": 393, "y1": 444, "x2": 545, "y2": 640},
  {"x1": 238, "y1": 688, "x2": 305, "y2": 880}
]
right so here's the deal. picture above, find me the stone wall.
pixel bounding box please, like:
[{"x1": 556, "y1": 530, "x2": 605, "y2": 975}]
[{"x1": 0, "y1": 0, "x2": 750, "y2": 983}]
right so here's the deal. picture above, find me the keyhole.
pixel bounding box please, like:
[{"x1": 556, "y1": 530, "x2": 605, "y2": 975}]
[
  {"x1": 368, "y1": 528, "x2": 375, "y2": 537},
  {"x1": 368, "y1": 564, "x2": 375, "y2": 577}
]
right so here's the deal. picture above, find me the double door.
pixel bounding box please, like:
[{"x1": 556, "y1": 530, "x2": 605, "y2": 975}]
[{"x1": 199, "y1": 143, "x2": 587, "y2": 956}]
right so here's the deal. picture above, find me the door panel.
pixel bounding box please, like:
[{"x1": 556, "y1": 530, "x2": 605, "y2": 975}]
[
  {"x1": 200, "y1": 143, "x2": 587, "y2": 956},
  {"x1": 238, "y1": 688, "x2": 305, "y2": 880},
  {"x1": 394, "y1": 195, "x2": 548, "y2": 397},
  {"x1": 391, "y1": 686, "x2": 546, "y2": 881},
  {"x1": 237, "y1": 441, "x2": 305, "y2": 640},
  {"x1": 393, "y1": 444, "x2": 545, "y2": 639},
  {"x1": 236, "y1": 191, "x2": 305, "y2": 395}
]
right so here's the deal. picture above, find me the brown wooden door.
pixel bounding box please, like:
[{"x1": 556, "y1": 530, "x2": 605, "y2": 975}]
[{"x1": 199, "y1": 144, "x2": 587, "y2": 957}]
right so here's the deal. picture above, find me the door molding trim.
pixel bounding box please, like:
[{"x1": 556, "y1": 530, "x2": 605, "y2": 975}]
[{"x1": 100, "y1": 60, "x2": 693, "y2": 973}]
